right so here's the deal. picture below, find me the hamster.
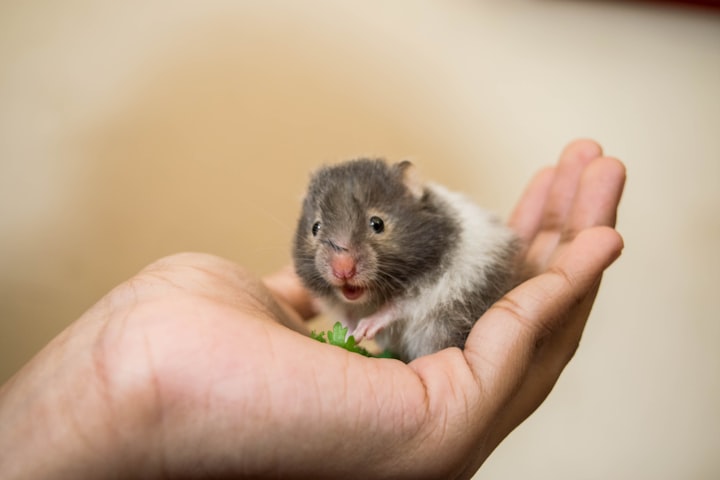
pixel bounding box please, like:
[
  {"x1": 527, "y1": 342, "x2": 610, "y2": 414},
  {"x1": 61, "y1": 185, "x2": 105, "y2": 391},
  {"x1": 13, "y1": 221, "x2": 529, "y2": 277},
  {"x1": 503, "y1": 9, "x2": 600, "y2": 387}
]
[{"x1": 293, "y1": 158, "x2": 519, "y2": 362}]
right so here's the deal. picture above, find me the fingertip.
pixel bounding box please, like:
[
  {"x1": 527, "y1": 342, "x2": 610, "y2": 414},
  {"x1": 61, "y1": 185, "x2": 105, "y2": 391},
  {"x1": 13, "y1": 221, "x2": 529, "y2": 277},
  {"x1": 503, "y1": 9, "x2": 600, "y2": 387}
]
[
  {"x1": 572, "y1": 226, "x2": 625, "y2": 267},
  {"x1": 598, "y1": 156, "x2": 627, "y2": 190},
  {"x1": 586, "y1": 154, "x2": 626, "y2": 178},
  {"x1": 597, "y1": 225, "x2": 624, "y2": 257},
  {"x1": 564, "y1": 138, "x2": 604, "y2": 162}
]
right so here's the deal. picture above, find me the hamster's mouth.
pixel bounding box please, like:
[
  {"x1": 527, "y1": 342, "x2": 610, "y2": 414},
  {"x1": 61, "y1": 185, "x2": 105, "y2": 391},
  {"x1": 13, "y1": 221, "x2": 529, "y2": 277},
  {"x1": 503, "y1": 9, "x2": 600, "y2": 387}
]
[{"x1": 340, "y1": 284, "x2": 366, "y2": 301}]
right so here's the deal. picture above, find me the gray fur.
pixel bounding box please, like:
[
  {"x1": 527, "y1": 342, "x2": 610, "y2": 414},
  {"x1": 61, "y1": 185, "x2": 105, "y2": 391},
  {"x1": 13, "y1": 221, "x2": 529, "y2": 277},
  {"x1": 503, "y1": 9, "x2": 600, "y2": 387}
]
[{"x1": 293, "y1": 158, "x2": 519, "y2": 362}]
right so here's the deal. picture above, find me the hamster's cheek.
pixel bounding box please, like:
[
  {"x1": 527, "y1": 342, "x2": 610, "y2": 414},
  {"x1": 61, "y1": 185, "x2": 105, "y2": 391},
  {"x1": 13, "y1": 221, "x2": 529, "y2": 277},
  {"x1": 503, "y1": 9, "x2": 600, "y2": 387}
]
[
  {"x1": 356, "y1": 247, "x2": 379, "y2": 279},
  {"x1": 314, "y1": 254, "x2": 336, "y2": 285}
]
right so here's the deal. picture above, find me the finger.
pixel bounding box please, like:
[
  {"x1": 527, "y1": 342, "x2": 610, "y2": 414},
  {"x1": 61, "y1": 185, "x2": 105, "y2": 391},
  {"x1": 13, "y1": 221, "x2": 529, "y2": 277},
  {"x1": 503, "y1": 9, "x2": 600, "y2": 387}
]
[
  {"x1": 263, "y1": 266, "x2": 318, "y2": 320},
  {"x1": 507, "y1": 166, "x2": 555, "y2": 247},
  {"x1": 463, "y1": 226, "x2": 623, "y2": 410},
  {"x1": 523, "y1": 139, "x2": 603, "y2": 270},
  {"x1": 560, "y1": 156, "x2": 626, "y2": 244},
  {"x1": 540, "y1": 139, "x2": 604, "y2": 233}
]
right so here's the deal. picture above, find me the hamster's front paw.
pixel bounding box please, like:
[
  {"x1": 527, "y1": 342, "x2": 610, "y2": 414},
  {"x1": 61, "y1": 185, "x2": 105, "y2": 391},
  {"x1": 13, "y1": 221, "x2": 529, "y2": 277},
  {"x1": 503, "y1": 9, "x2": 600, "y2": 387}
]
[
  {"x1": 351, "y1": 305, "x2": 397, "y2": 341},
  {"x1": 352, "y1": 318, "x2": 379, "y2": 341}
]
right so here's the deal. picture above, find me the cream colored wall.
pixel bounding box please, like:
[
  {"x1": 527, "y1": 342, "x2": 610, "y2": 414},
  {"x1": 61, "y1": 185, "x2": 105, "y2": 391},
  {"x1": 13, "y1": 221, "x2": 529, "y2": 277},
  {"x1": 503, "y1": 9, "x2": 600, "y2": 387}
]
[{"x1": 1, "y1": 1, "x2": 718, "y2": 478}]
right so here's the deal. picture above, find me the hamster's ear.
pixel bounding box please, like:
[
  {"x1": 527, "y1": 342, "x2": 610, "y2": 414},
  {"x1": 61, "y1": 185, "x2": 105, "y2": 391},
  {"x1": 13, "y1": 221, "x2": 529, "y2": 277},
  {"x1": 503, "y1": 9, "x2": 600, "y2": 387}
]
[{"x1": 394, "y1": 160, "x2": 424, "y2": 200}]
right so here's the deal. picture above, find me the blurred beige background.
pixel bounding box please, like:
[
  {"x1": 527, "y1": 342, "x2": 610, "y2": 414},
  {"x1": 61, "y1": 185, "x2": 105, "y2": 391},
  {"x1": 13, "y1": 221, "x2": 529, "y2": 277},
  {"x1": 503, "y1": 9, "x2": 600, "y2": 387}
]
[{"x1": 1, "y1": 0, "x2": 718, "y2": 478}]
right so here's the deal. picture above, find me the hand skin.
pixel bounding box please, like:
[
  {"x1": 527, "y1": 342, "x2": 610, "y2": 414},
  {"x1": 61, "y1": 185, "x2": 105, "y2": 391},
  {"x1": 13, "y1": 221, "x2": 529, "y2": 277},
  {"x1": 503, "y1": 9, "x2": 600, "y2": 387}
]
[{"x1": 0, "y1": 140, "x2": 625, "y2": 480}]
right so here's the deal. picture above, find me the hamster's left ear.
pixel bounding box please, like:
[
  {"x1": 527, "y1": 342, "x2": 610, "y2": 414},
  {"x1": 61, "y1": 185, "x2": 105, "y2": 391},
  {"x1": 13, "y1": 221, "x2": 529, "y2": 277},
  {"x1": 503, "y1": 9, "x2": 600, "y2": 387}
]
[{"x1": 394, "y1": 160, "x2": 424, "y2": 200}]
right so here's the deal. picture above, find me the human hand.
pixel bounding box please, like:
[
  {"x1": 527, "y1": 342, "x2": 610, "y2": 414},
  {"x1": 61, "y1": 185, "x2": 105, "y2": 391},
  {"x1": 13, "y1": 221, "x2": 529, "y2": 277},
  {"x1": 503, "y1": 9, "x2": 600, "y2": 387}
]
[{"x1": 0, "y1": 139, "x2": 625, "y2": 479}]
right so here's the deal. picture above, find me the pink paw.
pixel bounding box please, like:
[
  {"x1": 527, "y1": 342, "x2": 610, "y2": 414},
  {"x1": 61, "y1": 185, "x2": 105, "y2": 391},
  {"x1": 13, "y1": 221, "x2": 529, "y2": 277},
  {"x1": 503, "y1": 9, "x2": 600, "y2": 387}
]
[{"x1": 352, "y1": 318, "x2": 383, "y2": 341}]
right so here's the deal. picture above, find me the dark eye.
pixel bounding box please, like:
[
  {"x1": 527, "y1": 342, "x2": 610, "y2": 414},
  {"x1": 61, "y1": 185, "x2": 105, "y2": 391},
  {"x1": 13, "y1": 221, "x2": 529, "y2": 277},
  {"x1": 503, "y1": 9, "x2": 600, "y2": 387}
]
[
  {"x1": 312, "y1": 221, "x2": 321, "y2": 237},
  {"x1": 369, "y1": 216, "x2": 385, "y2": 234}
]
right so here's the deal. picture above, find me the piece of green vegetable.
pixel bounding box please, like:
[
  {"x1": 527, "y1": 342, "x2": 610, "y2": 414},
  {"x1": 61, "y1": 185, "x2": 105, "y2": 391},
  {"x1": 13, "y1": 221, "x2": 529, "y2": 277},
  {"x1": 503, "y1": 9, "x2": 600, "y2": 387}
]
[{"x1": 310, "y1": 322, "x2": 398, "y2": 359}]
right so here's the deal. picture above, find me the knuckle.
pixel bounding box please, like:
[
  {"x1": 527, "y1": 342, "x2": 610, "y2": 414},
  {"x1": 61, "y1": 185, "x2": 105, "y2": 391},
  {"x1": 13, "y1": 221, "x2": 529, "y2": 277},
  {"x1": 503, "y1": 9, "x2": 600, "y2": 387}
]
[{"x1": 492, "y1": 295, "x2": 554, "y2": 340}]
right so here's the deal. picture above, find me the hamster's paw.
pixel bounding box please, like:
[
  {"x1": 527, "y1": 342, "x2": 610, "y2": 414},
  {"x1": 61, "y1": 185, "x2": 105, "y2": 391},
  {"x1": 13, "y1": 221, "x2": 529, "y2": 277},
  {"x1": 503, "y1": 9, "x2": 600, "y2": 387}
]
[
  {"x1": 352, "y1": 305, "x2": 397, "y2": 341},
  {"x1": 352, "y1": 318, "x2": 378, "y2": 341}
]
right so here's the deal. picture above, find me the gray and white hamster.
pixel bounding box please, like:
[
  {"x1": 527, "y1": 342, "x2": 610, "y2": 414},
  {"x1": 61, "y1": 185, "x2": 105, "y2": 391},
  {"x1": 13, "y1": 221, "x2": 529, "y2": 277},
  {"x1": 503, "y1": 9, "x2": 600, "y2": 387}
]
[{"x1": 293, "y1": 158, "x2": 519, "y2": 362}]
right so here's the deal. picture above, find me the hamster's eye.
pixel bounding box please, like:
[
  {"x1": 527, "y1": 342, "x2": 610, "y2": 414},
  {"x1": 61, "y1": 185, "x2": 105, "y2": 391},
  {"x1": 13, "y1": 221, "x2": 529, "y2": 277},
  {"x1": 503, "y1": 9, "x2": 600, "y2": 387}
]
[
  {"x1": 312, "y1": 221, "x2": 321, "y2": 237},
  {"x1": 369, "y1": 216, "x2": 385, "y2": 234}
]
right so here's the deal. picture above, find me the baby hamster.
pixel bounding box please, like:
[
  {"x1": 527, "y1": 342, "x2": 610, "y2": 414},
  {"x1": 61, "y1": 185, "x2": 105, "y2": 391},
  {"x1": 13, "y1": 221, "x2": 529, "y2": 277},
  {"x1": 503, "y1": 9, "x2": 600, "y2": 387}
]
[{"x1": 293, "y1": 158, "x2": 519, "y2": 362}]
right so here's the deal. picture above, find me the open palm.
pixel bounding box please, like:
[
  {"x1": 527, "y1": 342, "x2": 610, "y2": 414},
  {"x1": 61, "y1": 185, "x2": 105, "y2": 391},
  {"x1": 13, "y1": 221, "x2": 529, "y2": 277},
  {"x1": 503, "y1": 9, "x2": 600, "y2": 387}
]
[{"x1": 0, "y1": 140, "x2": 625, "y2": 480}]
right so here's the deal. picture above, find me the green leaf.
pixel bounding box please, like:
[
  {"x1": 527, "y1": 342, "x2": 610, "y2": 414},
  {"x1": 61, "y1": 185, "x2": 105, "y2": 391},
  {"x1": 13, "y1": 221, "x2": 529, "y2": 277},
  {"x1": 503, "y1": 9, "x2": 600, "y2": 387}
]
[
  {"x1": 311, "y1": 322, "x2": 372, "y2": 357},
  {"x1": 310, "y1": 322, "x2": 401, "y2": 359},
  {"x1": 309, "y1": 329, "x2": 327, "y2": 343},
  {"x1": 326, "y1": 322, "x2": 348, "y2": 346}
]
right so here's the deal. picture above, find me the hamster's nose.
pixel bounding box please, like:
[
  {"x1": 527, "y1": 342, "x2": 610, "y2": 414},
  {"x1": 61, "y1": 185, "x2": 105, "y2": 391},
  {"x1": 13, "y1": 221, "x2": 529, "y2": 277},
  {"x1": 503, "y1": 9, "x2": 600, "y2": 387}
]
[{"x1": 331, "y1": 253, "x2": 357, "y2": 280}]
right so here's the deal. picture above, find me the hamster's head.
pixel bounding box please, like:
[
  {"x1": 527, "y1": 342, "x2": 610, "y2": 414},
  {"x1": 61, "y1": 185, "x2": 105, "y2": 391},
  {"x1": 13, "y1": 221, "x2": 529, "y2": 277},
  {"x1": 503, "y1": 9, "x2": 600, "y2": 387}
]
[{"x1": 293, "y1": 158, "x2": 458, "y2": 309}]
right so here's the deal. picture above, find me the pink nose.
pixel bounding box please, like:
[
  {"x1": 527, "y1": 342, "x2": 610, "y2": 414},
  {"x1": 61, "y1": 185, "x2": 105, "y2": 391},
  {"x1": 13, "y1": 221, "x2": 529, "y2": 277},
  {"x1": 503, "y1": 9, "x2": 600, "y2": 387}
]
[{"x1": 331, "y1": 254, "x2": 357, "y2": 280}]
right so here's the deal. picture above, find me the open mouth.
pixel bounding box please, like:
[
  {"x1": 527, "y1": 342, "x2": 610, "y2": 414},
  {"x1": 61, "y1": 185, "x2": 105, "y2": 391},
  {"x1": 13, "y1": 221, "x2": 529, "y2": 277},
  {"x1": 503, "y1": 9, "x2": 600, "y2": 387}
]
[{"x1": 341, "y1": 284, "x2": 365, "y2": 301}]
